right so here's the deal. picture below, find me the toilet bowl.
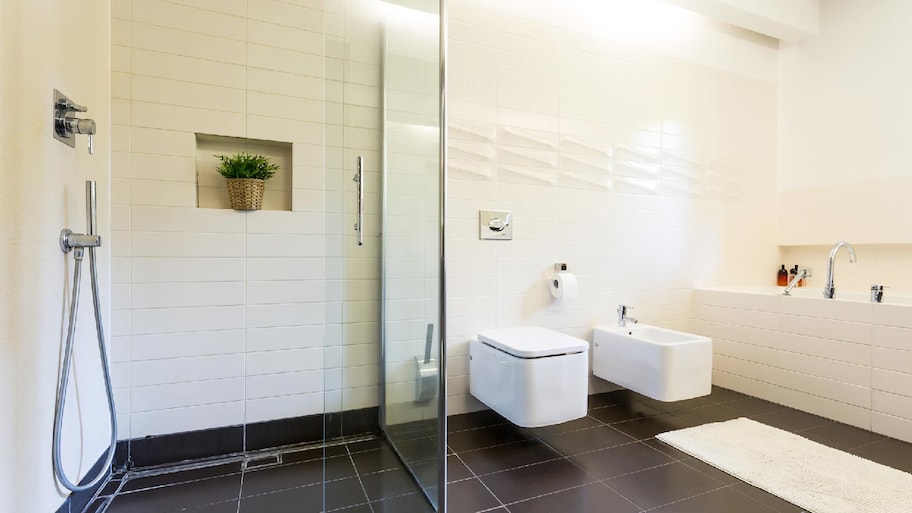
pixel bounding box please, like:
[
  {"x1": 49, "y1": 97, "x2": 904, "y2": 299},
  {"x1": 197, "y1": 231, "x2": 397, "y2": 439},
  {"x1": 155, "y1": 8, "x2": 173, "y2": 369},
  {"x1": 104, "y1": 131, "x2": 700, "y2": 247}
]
[{"x1": 469, "y1": 326, "x2": 589, "y2": 427}]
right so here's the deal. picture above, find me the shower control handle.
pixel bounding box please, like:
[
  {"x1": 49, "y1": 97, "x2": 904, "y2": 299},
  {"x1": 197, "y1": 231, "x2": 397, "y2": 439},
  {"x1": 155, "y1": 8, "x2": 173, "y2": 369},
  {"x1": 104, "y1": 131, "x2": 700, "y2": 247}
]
[{"x1": 53, "y1": 89, "x2": 96, "y2": 155}]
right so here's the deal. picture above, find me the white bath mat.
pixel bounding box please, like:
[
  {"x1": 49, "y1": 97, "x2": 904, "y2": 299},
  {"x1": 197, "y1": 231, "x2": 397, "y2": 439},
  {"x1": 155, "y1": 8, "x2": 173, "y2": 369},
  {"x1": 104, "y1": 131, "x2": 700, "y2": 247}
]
[{"x1": 656, "y1": 418, "x2": 912, "y2": 513}]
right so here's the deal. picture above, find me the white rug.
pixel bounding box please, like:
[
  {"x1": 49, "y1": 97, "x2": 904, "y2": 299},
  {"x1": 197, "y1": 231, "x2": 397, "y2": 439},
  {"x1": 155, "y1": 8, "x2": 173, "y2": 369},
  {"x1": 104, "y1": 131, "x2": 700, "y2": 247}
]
[{"x1": 656, "y1": 418, "x2": 912, "y2": 513}]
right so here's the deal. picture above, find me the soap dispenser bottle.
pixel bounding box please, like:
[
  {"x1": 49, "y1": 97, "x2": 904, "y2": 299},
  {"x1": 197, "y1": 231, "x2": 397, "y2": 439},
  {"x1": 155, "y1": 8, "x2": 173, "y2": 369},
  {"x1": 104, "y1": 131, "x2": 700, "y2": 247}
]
[{"x1": 777, "y1": 265, "x2": 788, "y2": 286}]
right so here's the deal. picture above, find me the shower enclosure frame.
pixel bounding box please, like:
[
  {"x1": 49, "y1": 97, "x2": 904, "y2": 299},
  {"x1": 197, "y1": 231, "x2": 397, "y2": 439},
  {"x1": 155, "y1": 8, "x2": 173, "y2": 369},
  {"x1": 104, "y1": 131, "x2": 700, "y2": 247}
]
[{"x1": 376, "y1": 0, "x2": 448, "y2": 510}]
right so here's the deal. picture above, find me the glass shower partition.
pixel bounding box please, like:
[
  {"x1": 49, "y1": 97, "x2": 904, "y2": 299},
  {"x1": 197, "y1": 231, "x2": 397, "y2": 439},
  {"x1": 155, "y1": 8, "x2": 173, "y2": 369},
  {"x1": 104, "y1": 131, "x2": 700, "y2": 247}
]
[
  {"x1": 380, "y1": 0, "x2": 446, "y2": 510},
  {"x1": 323, "y1": 0, "x2": 445, "y2": 511}
]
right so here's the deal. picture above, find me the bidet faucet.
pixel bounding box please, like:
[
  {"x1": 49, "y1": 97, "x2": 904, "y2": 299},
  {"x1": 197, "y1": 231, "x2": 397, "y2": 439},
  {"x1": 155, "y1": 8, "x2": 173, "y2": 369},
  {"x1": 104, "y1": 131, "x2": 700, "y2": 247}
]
[
  {"x1": 782, "y1": 268, "x2": 811, "y2": 296},
  {"x1": 617, "y1": 305, "x2": 637, "y2": 328},
  {"x1": 823, "y1": 241, "x2": 856, "y2": 299}
]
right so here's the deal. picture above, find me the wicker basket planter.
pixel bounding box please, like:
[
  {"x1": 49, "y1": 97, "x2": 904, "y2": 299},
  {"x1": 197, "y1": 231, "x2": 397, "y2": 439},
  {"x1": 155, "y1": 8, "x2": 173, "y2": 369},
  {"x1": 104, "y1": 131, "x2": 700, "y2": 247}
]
[{"x1": 226, "y1": 178, "x2": 265, "y2": 210}]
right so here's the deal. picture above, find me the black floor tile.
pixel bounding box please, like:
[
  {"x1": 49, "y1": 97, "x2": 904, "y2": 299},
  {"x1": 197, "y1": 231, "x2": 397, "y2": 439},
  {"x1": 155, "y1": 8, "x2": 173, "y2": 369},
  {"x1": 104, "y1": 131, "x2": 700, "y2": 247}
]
[
  {"x1": 185, "y1": 499, "x2": 241, "y2": 513},
  {"x1": 121, "y1": 463, "x2": 241, "y2": 493},
  {"x1": 850, "y1": 437, "x2": 912, "y2": 473},
  {"x1": 345, "y1": 438, "x2": 386, "y2": 454},
  {"x1": 680, "y1": 457, "x2": 741, "y2": 485},
  {"x1": 540, "y1": 425, "x2": 635, "y2": 456},
  {"x1": 570, "y1": 441, "x2": 673, "y2": 479},
  {"x1": 730, "y1": 482, "x2": 804, "y2": 512},
  {"x1": 800, "y1": 421, "x2": 884, "y2": 450},
  {"x1": 673, "y1": 403, "x2": 744, "y2": 425},
  {"x1": 360, "y1": 467, "x2": 423, "y2": 501},
  {"x1": 727, "y1": 397, "x2": 784, "y2": 416},
  {"x1": 447, "y1": 423, "x2": 533, "y2": 453},
  {"x1": 587, "y1": 392, "x2": 624, "y2": 409},
  {"x1": 525, "y1": 415, "x2": 601, "y2": 437},
  {"x1": 238, "y1": 483, "x2": 321, "y2": 513},
  {"x1": 753, "y1": 408, "x2": 831, "y2": 432},
  {"x1": 447, "y1": 409, "x2": 508, "y2": 433},
  {"x1": 459, "y1": 439, "x2": 561, "y2": 476},
  {"x1": 589, "y1": 402, "x2": 664, "y2": 424},
  {"x1": 507, "y1": 482, "x2": 640, "y2": 513},
  {"x1": 447, "y1": 454, "x2": 475, "y2": 482},
  {"x1": 349, "y1": 446, "x2": 403, "y2": 475},
  {"x1": 641, "y1": 437, "x2": 691, "y2": 460},
  {"x1": 611, "y1": 414, "x2": 694, "y2": 441},
  {"x1": 241, "y1": 457, "x2": 351, "y2": 497},
  {"x1": 649, "y1": 486, "x2": 777, "y2": 513},
  {"x1": 104, "y1": 474, "x2": 241, "y2": 513},
  {"x1": 445, "y1": 478, "x2": 502, "y2": 513},
  {"x1": 324, "y1": 476, "x2": 372, "y2": 510},
  {"x1": 605, "y1": 461, "x2": 723, "y2": 510},
  {"x1": 479, "y1": 458, "x2": 595, "y2": 504},
  {"x1": 371, "y1": 492, "x2": 436, "y2": 513},
  {"x1": 392, "y1": 436, "x2": 439, "y2": 463}
]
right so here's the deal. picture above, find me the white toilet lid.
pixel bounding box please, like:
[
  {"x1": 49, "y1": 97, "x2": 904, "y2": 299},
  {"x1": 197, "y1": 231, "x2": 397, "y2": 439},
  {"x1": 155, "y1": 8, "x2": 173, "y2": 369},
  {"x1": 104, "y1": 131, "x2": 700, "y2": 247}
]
[{"x1": 477, "y1": 326, "x2": 588, "y2": 358}]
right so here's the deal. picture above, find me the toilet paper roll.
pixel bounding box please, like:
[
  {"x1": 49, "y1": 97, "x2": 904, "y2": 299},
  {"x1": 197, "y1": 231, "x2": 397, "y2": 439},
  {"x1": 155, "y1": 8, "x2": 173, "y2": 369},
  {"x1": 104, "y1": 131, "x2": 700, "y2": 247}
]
[{"x1": 549, "y1": 272, "x2": 579, "y2": 301}]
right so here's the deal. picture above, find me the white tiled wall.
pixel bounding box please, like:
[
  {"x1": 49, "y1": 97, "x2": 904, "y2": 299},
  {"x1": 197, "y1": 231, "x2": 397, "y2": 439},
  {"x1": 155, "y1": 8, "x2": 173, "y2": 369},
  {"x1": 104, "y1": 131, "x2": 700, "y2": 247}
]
[
  {"x1": 695, "y1": 288, "x2": 912, "y2": 443},
  {"x1": 444, "y1": 0, "x2": 781, "y2": 415},
  {"x1": 112, "y1": 0, "x2": 784, "y2": 436},
  {"x1": 112, "y1": 0, "x2": 382, "y2": 439}
]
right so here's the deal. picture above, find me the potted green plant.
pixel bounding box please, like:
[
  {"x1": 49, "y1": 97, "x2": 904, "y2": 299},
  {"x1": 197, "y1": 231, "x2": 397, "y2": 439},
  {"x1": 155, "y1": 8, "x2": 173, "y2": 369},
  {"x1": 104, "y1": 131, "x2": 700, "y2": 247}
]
[{"x1": 215, "y1": 152, "x2": 279, "y2": 210}]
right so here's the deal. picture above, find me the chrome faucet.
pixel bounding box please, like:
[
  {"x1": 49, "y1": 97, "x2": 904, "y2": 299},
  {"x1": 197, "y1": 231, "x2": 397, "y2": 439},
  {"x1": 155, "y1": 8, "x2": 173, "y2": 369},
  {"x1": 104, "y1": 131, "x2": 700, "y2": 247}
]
[
  {"x1": 617, "y1": 305, "x2": 637, "y2": 328},
  {"x1": 823, "y1": 241, "x2": 856, "y2": 299}
]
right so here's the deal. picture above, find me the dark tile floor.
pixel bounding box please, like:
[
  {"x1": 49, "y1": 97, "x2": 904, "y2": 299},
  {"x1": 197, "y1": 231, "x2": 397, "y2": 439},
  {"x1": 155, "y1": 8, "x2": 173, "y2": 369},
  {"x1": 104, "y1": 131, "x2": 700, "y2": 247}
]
[{"x1": 84, "y1": 386, "x2": 912, "y2": 513}]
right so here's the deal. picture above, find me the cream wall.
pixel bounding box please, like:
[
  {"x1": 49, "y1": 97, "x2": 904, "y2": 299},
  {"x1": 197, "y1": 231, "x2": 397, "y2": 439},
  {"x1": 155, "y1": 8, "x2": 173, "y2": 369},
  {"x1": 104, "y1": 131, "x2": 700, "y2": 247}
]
[
  {"x1": 779, "y1": 0, "x2": 912, "y2": 287},
  {"x1": 0, "y1": 1, "x2": 111, "y2": 511},
  {"x1": 444, "y1": 0, "x2": 780, "y2": 415}
]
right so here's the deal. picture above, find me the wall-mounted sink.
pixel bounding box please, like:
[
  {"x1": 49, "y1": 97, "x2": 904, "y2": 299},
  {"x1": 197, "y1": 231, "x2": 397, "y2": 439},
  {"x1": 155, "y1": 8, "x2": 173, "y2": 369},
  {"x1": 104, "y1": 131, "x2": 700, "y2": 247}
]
[{"x1": 592, "y1": 324, "x2": 713, "y2": 402}]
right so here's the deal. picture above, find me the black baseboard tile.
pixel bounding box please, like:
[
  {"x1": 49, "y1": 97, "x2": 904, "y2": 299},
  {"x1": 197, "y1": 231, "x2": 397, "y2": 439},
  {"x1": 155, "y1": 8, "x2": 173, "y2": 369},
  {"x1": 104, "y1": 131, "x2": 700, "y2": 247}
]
[
  {"x1": 246, "y1": 414, "x2": 323, "y2": 452},
  {"x1": 130, "y1": 425, "x2": 244, "y2": 468},
  {"x1": 341, "y1": 407, "x2": 379, "y2": 437}
]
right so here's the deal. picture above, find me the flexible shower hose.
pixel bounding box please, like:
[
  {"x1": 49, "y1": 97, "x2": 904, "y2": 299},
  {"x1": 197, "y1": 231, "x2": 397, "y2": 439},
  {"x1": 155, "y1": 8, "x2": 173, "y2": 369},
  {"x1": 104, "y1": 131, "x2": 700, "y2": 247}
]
[{"x1": 52, "y1": 245, "x2": 117, "y2": 492}]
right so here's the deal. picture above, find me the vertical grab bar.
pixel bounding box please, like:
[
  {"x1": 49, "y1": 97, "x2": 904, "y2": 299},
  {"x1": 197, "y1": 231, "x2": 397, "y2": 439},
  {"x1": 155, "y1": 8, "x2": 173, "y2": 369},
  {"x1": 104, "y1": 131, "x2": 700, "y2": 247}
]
[{"x1": 354, "y1": 156, "x2": 364, "y2": 246}]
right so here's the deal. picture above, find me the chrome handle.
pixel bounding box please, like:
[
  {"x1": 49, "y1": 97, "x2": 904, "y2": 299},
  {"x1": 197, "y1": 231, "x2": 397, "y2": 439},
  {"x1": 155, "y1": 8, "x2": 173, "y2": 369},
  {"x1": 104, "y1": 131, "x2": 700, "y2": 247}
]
[
  {"x1": 86, "y1": 181, "x2": 97, "y2": 236},
  {"x1": 354, "y1": 156, "x2": 364, "y2": 246}
]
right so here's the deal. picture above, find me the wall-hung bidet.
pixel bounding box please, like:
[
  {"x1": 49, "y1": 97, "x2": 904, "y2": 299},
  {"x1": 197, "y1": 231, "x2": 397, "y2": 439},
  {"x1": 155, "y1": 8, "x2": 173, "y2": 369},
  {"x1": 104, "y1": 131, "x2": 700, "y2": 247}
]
[
  {"x1": 593, "y1": 308, "x2": 712, "y2": 402},
  {"x1": 54, "y1": 181, "x2": 117, "y2": 492},
  {"x1": 469, "y1": 326, "x2": 588, "y2": 427}
]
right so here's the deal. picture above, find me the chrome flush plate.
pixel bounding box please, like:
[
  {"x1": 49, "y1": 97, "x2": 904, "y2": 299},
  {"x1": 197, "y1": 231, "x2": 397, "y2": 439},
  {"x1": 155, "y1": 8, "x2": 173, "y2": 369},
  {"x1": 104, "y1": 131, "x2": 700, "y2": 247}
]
[{"x1": 479, "y1": 210, "x2": 513, "y2": 240}]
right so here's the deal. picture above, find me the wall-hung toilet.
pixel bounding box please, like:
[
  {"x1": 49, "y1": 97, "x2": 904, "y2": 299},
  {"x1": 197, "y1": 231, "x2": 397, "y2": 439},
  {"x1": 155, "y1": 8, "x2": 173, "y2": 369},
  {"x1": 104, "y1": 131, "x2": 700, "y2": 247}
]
[{"x1": 469, "y1": 326, "x2": 589, "y2": 427}]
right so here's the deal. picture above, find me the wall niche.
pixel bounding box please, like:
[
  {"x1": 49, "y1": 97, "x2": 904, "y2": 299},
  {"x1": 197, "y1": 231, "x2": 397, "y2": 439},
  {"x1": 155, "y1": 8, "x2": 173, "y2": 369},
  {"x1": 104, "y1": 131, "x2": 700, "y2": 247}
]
[{"x1": 195, "y1": 134, "x2": 293, "y2": 211}]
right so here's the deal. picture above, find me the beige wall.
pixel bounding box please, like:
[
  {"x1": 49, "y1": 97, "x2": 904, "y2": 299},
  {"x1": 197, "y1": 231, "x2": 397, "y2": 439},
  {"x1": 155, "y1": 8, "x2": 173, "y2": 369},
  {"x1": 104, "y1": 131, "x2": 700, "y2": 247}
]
[
  {"x1": 778, "y1": 0, "x2": 912, "y2": 292},
  {"x1": 0, "y1": 1, "x2": 111, "y2": 511}
]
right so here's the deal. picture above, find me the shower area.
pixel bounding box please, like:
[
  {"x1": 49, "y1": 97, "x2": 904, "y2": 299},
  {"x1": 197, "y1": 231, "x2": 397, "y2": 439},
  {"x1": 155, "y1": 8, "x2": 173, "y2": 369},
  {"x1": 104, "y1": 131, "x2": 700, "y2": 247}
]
[{"x1": 94, "y1": 0, "x2": 446, "y2": 511}]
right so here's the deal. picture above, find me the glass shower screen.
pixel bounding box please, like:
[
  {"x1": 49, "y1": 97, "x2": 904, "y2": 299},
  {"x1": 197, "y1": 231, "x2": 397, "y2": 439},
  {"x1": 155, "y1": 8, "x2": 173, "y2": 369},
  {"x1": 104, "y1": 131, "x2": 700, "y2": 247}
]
[{"x1": 380, "y1": 0, "x2": 445, "y2": 509}]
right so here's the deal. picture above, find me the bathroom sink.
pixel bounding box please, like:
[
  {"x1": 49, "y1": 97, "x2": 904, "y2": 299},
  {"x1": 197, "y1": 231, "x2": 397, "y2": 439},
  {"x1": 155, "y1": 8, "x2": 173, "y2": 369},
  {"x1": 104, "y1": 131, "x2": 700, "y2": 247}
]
[{"x1": 592, "y1": 324, "x2": 712, "y2": 402}]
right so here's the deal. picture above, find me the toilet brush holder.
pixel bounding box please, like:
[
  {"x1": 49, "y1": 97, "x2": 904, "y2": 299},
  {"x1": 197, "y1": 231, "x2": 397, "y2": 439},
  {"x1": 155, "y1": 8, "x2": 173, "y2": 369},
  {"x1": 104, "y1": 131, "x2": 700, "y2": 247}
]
[
  {"x1": 415, "y1": 323, "x2": 438, "y2": 402},
  {"x1": 414, "y1": 356, "x2": 438, "y2": 403}
]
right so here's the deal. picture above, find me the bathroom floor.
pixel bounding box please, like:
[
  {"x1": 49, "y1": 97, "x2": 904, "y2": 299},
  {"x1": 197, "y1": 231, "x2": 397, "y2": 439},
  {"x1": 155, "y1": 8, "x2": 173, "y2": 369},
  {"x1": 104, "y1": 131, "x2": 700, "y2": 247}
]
[{"x1": 83, "y1": 386, "x2": 912, "y2": 513}]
